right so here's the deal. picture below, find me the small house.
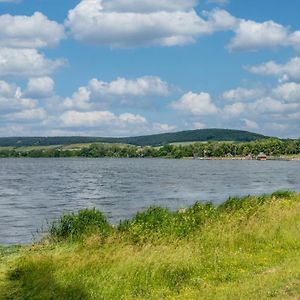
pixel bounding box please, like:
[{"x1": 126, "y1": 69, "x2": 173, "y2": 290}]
[{"x1": 256, "y1": 152, "x2": 267, "y2": 161}]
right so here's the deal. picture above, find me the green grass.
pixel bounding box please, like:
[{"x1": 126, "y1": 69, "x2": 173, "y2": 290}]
[
  {"x1": 0, "y1": 142, "x2": 134, "y2": 152},
  {"x1": 0, "y1": 192, "x2": 300, "y2": 299}
]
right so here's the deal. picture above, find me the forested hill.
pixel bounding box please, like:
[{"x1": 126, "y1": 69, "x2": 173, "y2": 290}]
[
  {"x1": 120, "y1": 129, "x2": 268, "y2": 146},
  {"x1": 0, "y1": 129, "x2": 268, "y2": 147}
]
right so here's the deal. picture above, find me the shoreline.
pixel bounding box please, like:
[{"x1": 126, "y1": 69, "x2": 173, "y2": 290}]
[
  {"x1": 1, "y1": 155, "x2": 300, "y2": 161},
  {"x1": 0, "y1": 191, "x2": 298, "y2": 247},
  {"x1": 1, "y1": 191, "x2": 299, "y2": 299}
]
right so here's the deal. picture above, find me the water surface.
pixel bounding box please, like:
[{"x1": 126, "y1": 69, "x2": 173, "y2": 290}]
[{"x1": 0, "y1": 158, "x2": 299, "y2": 244}]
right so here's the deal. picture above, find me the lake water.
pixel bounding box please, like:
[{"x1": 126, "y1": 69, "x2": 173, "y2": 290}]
[{"x1": 0, "y1": 158, "x2": 299, "y2": 244}]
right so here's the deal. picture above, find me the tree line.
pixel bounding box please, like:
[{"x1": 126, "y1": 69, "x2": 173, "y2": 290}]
[
  {"x1": 0, "y1": 139, "x2": 299, "y2": 159},
  {"x1": 0, "y1": 129, "x2": 266, "y2": 147}
]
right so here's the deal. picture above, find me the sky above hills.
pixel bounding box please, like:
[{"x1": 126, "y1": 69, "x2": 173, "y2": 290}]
[{"x1": 0, "y1": 0, "x2": 299, "y2": 138}]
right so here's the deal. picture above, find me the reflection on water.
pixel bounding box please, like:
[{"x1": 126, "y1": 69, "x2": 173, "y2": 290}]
[{"x1": 0, "y1": 158, "x2": 299, "y2": 244}]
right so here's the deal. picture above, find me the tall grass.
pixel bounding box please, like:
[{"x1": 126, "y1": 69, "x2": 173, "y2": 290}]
[
  {"x1": 49, "y1": 208, "x2": 110, "y2": 241},
  {"x1": 0, "y1": 191, "x2": 299, "y2": 299}
]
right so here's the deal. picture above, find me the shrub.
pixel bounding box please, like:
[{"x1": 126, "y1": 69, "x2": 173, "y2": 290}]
[
  {"x1": 49, "y1": 208, "x2": 110, "y2": 241},
  {"x1": 218, "y1": 195, "x2": 268, "y2": 213},
  {"x1": 118, "y1": 203, "x2": 217, "y2": 242},
  {"x1": 271, "y1": 190, "x2": 294, "y2": 199},
  {"x1": 171, "y1": 202, "x2": 216, "y2": 238},
  {"x1": 118, "y1": 207, "x2": 173, "y2": 243},
  {"x1": 218, "y1": 190, "x2": 295, "y2": 215}
]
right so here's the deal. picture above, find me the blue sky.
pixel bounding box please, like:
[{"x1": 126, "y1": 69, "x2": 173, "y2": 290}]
[{"x1": 0, "y1": 0, "x2": 299, "y2": 138}]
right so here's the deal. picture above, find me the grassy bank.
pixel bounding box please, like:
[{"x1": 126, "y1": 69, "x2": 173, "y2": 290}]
[{"x1": 1, "y1": 192, "x2": 300, "y2": 299}]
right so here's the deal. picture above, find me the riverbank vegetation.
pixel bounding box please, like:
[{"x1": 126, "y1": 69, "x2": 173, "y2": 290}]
[
  {"x1": 1, "y1": 191, "x2": 300, "y2": 299},
  {"x1": 0, "y1": 138, "x2": 299, "y2": 159}
]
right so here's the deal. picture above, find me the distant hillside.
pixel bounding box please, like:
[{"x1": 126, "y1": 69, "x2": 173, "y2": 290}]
[{"x1": 0, "y1": 129, "x2": 268, "y2": 148}]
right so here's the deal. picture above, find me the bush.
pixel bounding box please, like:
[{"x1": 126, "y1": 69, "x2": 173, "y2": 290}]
[
  {"x1": 271, "y1": 190, "x2": 294, "y2": 199},
  {"x1": 118, "y1": 207, "x2": 173, "y2": 243},
  {"x1": 218, "y1": 191, "x2": 294, "y2": 215},
  {"x1": 48, "y1": 191, "x2": 295, "y2": 243},
  {"x1": 172, "y1": 202, "x2": 216, "y2": 237},
  {"x1": 118, "y1": 203, "x2": 217, "y2": 242},
  {"x1": 49, "y1": 208, "x2": 110, "y2": 241},
  {"x1": 218, "y1": 195, "x2": 268, "y2": 213}
]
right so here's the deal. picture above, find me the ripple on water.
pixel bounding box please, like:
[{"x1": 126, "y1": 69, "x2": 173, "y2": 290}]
[{"x1": 0, "y1": 158, "x2": 299, "y2": 244}]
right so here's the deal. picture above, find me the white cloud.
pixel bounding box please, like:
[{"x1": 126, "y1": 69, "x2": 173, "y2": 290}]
[
  {"x1": 243, "y1": 118, "x2": 258, "y2": 130},
  {"x1": 0, "y1": 79, "x2": 50, "y2": 129},
  {"x1": 228, "y1": 20, "x2": 289, "y2": 52},
  {"x1": 0, "y1": 48, "x2": 65, "y2": 77},
  {"x1": 0, "y1": 80, "x2": 18, "y2": 97},
  {"x1": 89, "y1": 76, "x2": 169, "y2": 97},
  {"x1": 193, "y1": 121, "x2": 205, "y2": 129},
  {"x1": 118, "y1": 112, "x2": 147, "y2": 124},
  {"x1": 217, "y1": 81, "x2": 300, "y2": 136},
  {"x1": 102, "y1": 0, "x2": 198, "y2": 12},
  {"x1": 288, "y1": 30, "x2": 300, "y2": 52},
  {"x1": 272, "y1": 82, "x2": 300, "y2": 102},
  {"x1": 60, "y1": 110, "x2": 114, "y2": 127},
  {"x1": 222, "y1": 87, "x2": 264, "y2": 101},
  {"x1": 0, "y1": 11, "x2": 65, "y2": 80},
  {"x1": 202, "y1": 8, "x2": 236, "y2": 31},
  {"x1": 66, "y1": 1, "x2": 300, "y2": 52},
  {"x1": 287, "y1": 112, "x2": 300, "y2": 120},
  {"x1": 0, "y1": 80, "x2": 36, "y2": 112},
  {"x1": 63, "y1": 76, "x2": 169, "y2": 110},
  {"x1": 4, "y1": 108, "x2": 47, "y2": 121},
  {"x1": 60, "y1": 110, "x2": 147, "y2": 127},
  {"x1": 0, "y1": 12, "x2": 65, "y2": 49},
  {"x1": 246, "y1": 57, "x2": 300, "y2": 81},
  {"x1": 66, "y1": 0, "x2": 236, "y2": 47},
  {"x1": 25, "y1": 77, "x2": 55, "y2": 98},
  {"x1": 223, "y1": 102, "x2": 245, "y2": 116},
  {"x1": 63, "y1": 87, "x2": 91, "y2": 110},
  {"x1": 171, "y1": 91, "x2": 218, "y2": 115},
  {"x1": 266, "y1": 122, "x2": 289, "y2": 132},
  {"x1": 0, "y1": 95, "x2": 36, "y2": 113},
  {"x1": 249, "y1": 97, "x2": 299, "y2": 113},
  {"x1": 153, "y1": 122, "x2": 176, "y2": 132}
]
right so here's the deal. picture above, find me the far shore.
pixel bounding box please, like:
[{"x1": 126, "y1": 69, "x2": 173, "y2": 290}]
[
  {"x1": 184, "y1": 155, "x2": 300, "y2": 161},
  {"x1": 1, "y1": 138, "x2": 299, "y2": 160},
  {"x1": 1, "y1": 156, "x2": 300, "y2": 161}
]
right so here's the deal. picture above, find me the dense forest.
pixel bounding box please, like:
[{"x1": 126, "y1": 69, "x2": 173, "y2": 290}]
[
  {"x1": 0, "y1": 139, "x2": 299, "y2": 159},
  {"x1": 0, "y1": 129, "x2": 267, "y2": 147}
]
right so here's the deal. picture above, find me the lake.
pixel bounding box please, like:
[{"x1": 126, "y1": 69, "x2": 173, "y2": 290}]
[{"x1": 0, "y1": 158, "x2": 299, "y2": 244}]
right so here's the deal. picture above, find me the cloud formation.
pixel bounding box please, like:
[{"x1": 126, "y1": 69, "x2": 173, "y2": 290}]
[
  {"x1": 63, "y1": 76, "x2": 170, "y2": 110},
  {"x1": 0, "y1": 12, "x2": 65, "y2": 48},
  {"x1": 60, "y1": 110, "x2": 147, "y2": 127},
  {"x1": 172, "y1": 92, "x2": 218, "y2": 115},
  {"x1": 66, "y1": 0, "x2": 300, "y2": 53},
  {"x1": 0, "y1": 11, "x2": 65, "y2": 79},
  {"x1": 0, "y1": 48, "x2": 65, "y2": 77},
  {"x1": 272, "y1": 82, "x2": 300, "y2": 102},
  {"x1": 228, "y1": 20, "x2": 291, "y2": 52},
  {"x1": 1, "y1": 1, "x2": 300, "y2": 137},
  {"x1": 66, "y1": 1, "x2": 235, "y2": 47},
  {"x1": 246, "y1": 57, "x2": 300, "y2": 82},
  {"x1": 25, "y1": 77, "x2": 55, "y2": 98},
  {"x1": 102, "y1": 0, "x2": 198, "y2": 12},
  {"x1": 0, "y1": 80, "x2": 37, "y2": 113},
  {"x1": 222, "y1": 87, "x2": 264, "y2": 101}
]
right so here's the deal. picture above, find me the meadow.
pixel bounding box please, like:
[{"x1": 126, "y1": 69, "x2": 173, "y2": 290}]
[{"x1": 0, "y1": 191, "x2": 299, "y2": 299}]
